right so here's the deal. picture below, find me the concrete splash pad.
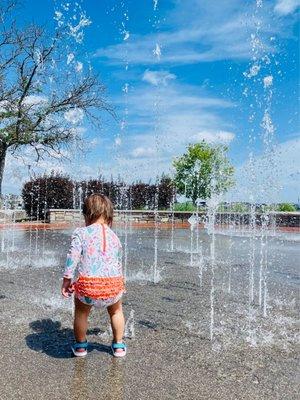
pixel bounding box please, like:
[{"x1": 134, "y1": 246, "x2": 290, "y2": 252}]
[{"x1": 0, "y1": 226, "x2": 298, "y2": 399}]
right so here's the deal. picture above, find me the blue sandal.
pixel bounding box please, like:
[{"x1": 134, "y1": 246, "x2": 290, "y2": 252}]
[
  {"x1": 71, "y1": 341, "x2": 88, "y2": 357},
  {"x1": 111, "y1": 342, "x2": 127, "y2": 358}
]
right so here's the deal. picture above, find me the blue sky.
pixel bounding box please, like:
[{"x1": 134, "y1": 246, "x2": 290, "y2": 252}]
[{"x1": 4, "y1": 0, "x2": 300, "y2": 202}]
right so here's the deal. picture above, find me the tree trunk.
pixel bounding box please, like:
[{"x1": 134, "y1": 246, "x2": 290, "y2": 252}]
[{"x1": 0, "y1": 143, "x2": 7, "y2": 197}]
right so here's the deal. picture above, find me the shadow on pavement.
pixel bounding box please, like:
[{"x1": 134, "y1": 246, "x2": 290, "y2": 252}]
[{"x1": 25, "y1": 318, "x2": 111, "y2": 359}]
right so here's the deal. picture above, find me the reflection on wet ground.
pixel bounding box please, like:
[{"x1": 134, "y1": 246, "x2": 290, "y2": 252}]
[{"x1": 71, "y1": 357, "x2": 124, "y2": 400}]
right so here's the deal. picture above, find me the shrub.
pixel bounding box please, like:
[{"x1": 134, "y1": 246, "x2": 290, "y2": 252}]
[
  {"x1": 22, "y1": 172, "x2": 74, "y2": 219},
  {"x1": 219, "y1": 202, "x2": 250, "y2": 213},
  {"x1": 277, "y1": 203, "x2": 297, "y2": 212},
  {"x1": 130, "y1": 182, "x2": 148, "y2": 209},
  {"x1": 174, "y1": 202, "x2": 196, "y2": 212},
  {"x1": 77, "y1": 178, "x2": 126, "y2": 209},
  {"x1": 22, "y1": 173, "x2": 177, "y2": 215},
  {"x1": 158, "y1": 175, "x2": 175, "y2": 209}
]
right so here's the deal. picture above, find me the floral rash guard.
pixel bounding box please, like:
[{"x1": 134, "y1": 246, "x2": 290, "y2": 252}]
[{"x1": 64, "y1": 223, "x2": 125, "y2": 305}]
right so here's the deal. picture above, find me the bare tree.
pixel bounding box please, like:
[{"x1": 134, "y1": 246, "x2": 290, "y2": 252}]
[{"x1": 0, "y1": 0, "x2": 113, "y2": 195}]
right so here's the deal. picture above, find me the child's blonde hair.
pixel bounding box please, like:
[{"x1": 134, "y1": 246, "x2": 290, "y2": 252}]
[{"x1": 82, "y1": 194, "x2": 114, "y2": 226}]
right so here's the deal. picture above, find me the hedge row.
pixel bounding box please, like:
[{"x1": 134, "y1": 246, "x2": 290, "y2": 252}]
[{"x1": 22, "y1": 172, "x2": 175, "y2": 219}]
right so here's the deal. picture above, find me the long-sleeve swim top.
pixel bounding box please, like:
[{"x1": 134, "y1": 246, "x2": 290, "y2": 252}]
[{"x1": 63, "y1": 223, "x2": 123, "y2": 280}]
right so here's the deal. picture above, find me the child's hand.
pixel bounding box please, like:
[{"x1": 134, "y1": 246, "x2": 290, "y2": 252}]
[{"x1": 61, "y1": 277, "x2": 74, "y2": 298}]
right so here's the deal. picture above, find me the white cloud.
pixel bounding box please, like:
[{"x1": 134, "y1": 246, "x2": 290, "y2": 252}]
[
  {"x1": 94, "y1": 1, "x2": 288, "y2": 66},
  {"x1": 106, "y1": 78, "x2": 235, "y2": 181},
  {"x1": 0, "y1": 96, "x2": 48, "y2": 116},
  {"x1": 89, "y1": 138, "x2": 100, "y2": 147},
  {"x1": 0, "y1": 100, "x2": 9, "y2": 112},
  {"x1": 274, "y1": 0, "x2": 300, "y2": 15},
  {"x1": 23, "y1": 95, "x2": 48, "y2": 106},
  {"x1": 2, "y1": 148, "x2": 69, "y2": 194},
  {"x1": 131, "y1": 147, "x2": 157, "y2": 158},
  {"x1": 93, "y1": 156, "x2": 172, "y2": 183},
  {"x1": 192, "y1": 130, "x2": 235, "y2": 144},
  {"x1": 64, "y1": 108, "x2": 84, "y2": 124},
  {"x1": 2, "y1": 136, "x2": 91, "y2": 194},
  {"x1": 142, "y1": 70, "x2": 176, "y2": 86}
]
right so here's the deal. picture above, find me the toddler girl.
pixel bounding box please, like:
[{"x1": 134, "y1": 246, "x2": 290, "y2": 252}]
[{"x1": 61, "y1": 194, "x2": 126, "y2": 357}]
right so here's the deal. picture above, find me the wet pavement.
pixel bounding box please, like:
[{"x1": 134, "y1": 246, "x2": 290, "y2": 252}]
[{"x1": 0, "y1": 226, "x2": 299, "y2": 399}]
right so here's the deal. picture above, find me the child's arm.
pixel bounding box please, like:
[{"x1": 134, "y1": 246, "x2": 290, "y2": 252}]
[
  {"x1": 61, "y1": 277, "x2": 74, "y2": 298},
  {"x1": 61, "y1": 229, "x2": 82, "y2": 297}
]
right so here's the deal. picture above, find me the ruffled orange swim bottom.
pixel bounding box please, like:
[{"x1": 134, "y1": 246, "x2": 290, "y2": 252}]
[{"x1": 74, "y1": 275, "x2": 125, "y2": 300}]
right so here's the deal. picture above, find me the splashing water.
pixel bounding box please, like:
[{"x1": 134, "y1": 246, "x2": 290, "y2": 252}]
[
  {"x1": 55, "y1": 1, "x2": 92, "y2": 44},
  {"x1": 123, "y1": 188, "x2": 129, "y2": 281},
  {"x1": 188, "y1": 213, "x2": 198, "y2": 266},
  {"x1": 0, "y1": 0, "x2": 296, "y2": 354},
  {"x1": 153, "y1": 43, "x2": 161, "y2": 60},
  {"x1": 170, "y1": 191, "x2": 175, "y2": 252},
  {"x1": 190, "y1": 223, "x2": 194, "y2": 267},
  {"x1": 263, "y1": 75, "x2": 273, "y2": 88},
  {"x1": 98, "y1": 324, "x2": 113, "y2": 341},
  {"x1": 124, "y1": 309, "x2": 135, "y2": 339},
  {"x1": 153, "y1": 188, "x2": 159, "y2": 283},
  {"x1": 206, "y1": 195, "x2": 220, "y2": 341},
  {"x1": 121, "y1": 20, "x2": 130, "y2": 41},
  {"x1": 241, "y1": 0, "x2": 278, "y2": 336}
]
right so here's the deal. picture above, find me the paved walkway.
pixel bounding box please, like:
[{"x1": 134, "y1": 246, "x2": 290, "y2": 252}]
[{"x1": 0, "y1": 227, "x2": 298, "y2": 399}]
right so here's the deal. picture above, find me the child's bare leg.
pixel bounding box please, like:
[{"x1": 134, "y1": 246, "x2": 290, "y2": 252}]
[
  {"x1": 74, "y1": 296, "x2": 92, "y2": 351},
  {"x1": 107, "y1": 299, "x2": 125, "y2": 353}
]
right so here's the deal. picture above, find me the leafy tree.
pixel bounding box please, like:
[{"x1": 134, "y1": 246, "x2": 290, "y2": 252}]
[
  {"x1": 173, "y1": 142, "x2": 234, "y2": 204},
  {"x1": 0, "y1": 1, "x2": 112, "y2": 195}
]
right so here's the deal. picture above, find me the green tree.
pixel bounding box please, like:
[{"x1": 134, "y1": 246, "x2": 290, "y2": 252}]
[{"x1": 173, "y1": 142, "x2": 235, "y2": 204}]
